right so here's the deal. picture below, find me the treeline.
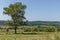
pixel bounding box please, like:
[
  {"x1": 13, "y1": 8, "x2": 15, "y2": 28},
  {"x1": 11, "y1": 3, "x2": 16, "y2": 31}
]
[
  {"x1": 0, "y1": 21, "x2": 60, "y2": 27},
  {"x1": 19, "y1": 26, "x2": 60, "y2": 32},
  {"x1": 0, "y1": 26, "x2": 60, "y2": 33},
  {"x1": 0, "y1": 25, "x2": 60, "y2": 34}
]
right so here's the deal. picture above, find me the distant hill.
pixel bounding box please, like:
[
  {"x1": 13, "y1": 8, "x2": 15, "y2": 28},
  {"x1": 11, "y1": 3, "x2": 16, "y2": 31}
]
[
  {"x1": 0, "y1": 21, "x2": 7, "y2": 25},
  {"x1": 28, "y1": 21, "x2": 60, "y2": 28},
  {"x1": 0, "y1": 20, "x2": 60, "y2": 27},
  {"x1": 28, "y1": 21, "x2": 60, "y2": 25}
]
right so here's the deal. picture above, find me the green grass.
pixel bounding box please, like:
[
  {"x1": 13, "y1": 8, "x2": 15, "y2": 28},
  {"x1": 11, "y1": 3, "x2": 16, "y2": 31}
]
[
  {"x1": 0, "y1": 25, "x2": 60, "y2": 40},
  {"x1": 0, "y1": 32, "x2": 60, "y2": 40}
]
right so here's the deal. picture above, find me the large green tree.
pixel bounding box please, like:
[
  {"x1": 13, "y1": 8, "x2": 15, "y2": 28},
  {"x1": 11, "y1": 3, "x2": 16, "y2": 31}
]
[{"x1": 3, "y1": 2, "x2": 26, "y2": 34}]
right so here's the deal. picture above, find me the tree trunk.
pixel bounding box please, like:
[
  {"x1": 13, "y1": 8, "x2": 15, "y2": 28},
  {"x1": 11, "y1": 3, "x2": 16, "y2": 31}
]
[{"x1": 15, "y1": 26, "x2": 17, "y2": 34}]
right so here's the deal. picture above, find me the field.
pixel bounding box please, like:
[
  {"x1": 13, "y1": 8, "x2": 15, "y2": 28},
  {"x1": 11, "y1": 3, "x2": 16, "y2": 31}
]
[
  {"x1": 0, "y1": 32, "x2": 60, "y2": 40},
  {"x1": 0, "y1": 26, "x2": 60, "y2": 40}
]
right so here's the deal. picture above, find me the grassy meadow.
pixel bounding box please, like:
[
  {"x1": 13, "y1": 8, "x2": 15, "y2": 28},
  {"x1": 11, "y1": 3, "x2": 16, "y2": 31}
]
[
  {"x1": 0, "y1": 25, "x2": 60, "y2": 40},
  {"x1": 0, "y1": 32, "x2": 60, "y2": 40}
]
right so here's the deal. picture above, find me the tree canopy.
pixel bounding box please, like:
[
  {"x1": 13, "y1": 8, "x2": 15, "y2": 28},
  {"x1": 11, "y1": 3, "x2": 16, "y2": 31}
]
[
  {"x1": 3, "y1": 2, "x2": 27, "y2": 33},
  {"x1": 3, "y1": 2, "x2": 26, "y2": 26}
]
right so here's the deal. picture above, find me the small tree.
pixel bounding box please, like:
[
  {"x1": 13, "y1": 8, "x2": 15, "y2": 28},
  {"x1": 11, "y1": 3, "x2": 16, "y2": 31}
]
[{"x1": 3, "y1": 2, "x2": 26, "y2": 34}]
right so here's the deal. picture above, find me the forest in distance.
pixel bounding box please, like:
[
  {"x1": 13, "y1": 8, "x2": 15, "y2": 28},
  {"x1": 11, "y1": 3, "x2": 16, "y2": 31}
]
[{"x1": 0, "y1": 20, "x2": 60, "y2": 26}]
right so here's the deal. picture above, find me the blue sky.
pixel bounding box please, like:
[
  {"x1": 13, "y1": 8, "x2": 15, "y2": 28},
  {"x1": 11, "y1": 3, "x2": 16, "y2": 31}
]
[{"x1": 0, "y1": 0, "x2": 60, "y2": 21}]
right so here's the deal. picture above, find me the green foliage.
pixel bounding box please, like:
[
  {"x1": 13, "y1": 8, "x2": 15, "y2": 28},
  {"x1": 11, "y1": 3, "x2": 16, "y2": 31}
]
[
  {"x1": 7, "y1": 20, "x2": 14, "y2": 26},
  {"x1": 24, "y1": 27, "x2": 31, "y2": 32},
  {"x1": 3, "y1": 2, "x2": 27, "y2": 34},
  {"x1": 57, "y1": 28, "x2": 60, "y2": 32},
  {"x1": 3, "y1": 2, "x2": 26, "y2": 26},
  {"x1": 3, "y1": 2, "x2": 26, "y2": 15},
  {"x1": 33, "y1": 28, "x2": 38, "y2": 32},
  {"x1": 22, "y1": 26, "x2": 56, "y2": 32},
  {"x1": 46, "y1": 27, "x2": 56, "y2": 32}
]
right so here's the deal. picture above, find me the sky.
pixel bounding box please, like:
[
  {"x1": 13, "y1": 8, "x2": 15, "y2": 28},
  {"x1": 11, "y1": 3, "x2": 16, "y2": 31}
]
[{"x1": 0, "y1": 0, "x2": 60, "y2": 21}]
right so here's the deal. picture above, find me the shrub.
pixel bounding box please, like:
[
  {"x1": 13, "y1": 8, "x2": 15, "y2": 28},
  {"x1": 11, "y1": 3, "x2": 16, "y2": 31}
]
[
  {"x1": 46, "y1": 27, "x2": 56, "y2": 32},
  {"x1": 24, "y1": 27, "x2": 31, "y2": 32}
]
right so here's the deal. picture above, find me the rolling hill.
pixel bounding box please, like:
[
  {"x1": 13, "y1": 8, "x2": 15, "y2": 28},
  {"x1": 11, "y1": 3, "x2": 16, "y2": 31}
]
[{"x1": 0, "y1": 20, "x2": 60, "y2": 27}]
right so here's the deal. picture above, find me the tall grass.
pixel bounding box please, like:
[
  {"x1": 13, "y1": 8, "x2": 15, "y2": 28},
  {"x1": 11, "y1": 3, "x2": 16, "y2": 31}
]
[{"x1": 0, "y1": 32, "x2": 60, "y2": 40}]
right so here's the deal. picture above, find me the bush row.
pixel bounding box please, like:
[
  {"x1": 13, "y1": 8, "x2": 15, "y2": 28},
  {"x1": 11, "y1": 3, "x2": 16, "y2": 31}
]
[{"x1": 20, "y1": 26, "x2": 57, "y2": 32}]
